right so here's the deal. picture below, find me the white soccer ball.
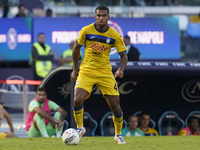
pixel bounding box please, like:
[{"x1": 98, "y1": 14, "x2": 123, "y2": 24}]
[{"x1": 62, "y1": 128, "x2": 81, "y2": 145}]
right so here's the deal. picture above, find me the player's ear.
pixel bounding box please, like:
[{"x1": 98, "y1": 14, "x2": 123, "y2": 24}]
[{"x1": 108, "y1": 14, "x2": 110, "y2": 20}]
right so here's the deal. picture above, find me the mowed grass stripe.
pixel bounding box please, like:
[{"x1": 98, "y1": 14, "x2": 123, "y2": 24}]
[{"x1": 0, "y1": 136, "x2": 199, "y2": 150}]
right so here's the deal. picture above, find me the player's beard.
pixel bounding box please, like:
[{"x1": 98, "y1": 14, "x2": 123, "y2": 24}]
[{"x1": 98, "y1": 22, "x2": 105, "y2": 28}]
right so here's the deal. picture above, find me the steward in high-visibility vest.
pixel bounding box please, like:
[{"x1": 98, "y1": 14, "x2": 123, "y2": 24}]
[
  {"x1": 59, "y1": 41, "x2": 83, "y2": 66},
  {"x1": 30, "y1": 33, "x2": 54, "y2": 80}
]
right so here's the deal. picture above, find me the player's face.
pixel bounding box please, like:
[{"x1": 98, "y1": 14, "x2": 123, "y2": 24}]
[
  {"x1": 19, "y1": 6, "x2": 25, "y2": 14},
  {"x1": 128, "y1": 116, "x2": 138, "y2": 130},
  {"x1": 38, "y1": 34, "x2": 46, "y2": 44},
  {"x1": 36, "y1": 91, "x2": 47, "y2": 104},
  {"x1": 95, "y1": 10, "x2": 110, "y2": 28},
  {"x1": 140, "y1": 115, "x2": 150, "y2": 128},
  {"x1": 190, "y1": 118, "x2": 199, "y2": 130}
]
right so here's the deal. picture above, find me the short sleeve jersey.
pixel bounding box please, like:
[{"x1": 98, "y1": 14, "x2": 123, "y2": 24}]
[
  {"x1": 137, "y1": 127, "x2": 159, "y2": 136},
  {"x1": 29, "y1": 100, "x2": 59, "y2": 112},
  {"x1": 76, "y1": 23, "x2": 126, "y2": 76}
]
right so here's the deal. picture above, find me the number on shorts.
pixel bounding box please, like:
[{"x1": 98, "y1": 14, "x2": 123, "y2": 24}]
[{"x1": 114, "y1": 83, "x2": 117, "y2": 91}]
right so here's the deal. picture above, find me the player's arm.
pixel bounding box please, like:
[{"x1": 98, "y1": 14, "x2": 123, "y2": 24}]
[
  {"x1": 49, "y1": 101, "x2": 67, "y2": 122},
  {"x1": 3, "y1": 109, "x2": 14, "y2": 133},
  {"x1": 59, "y1": 57, "x2": 73, "y2": 65},
  {"x1": 29, "y1": 101, "x2": 60, "y2": 124},
  {"x1": 71, "y1": 28, "x2": 85, "y2": 82},
  {"x1": 115, "y1": 52, "x2": 128, "y2": 78}
]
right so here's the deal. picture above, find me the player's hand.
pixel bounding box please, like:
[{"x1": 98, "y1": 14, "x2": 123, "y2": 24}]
[
  {"x1": 71, "y1": 70, "x2": 78, "y2": 82},
  {"x1": 114, "y1": 69, "x2": 124, "y2": 78},
  {"x1": 57, "y1": 121, "x2": 63, "y2": 131}
]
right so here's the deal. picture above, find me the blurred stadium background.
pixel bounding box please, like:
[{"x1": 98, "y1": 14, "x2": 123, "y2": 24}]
[{"x1": 1, "y1": 0, "x2": 200, "y2": 138}]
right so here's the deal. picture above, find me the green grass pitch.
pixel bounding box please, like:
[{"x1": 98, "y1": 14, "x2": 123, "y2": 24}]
[{"x1": 0, "y1": 136, "x2": 199, "y2": 150}]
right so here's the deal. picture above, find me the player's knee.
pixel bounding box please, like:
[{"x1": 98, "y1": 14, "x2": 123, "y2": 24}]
[
  {"x1": 73, "y1": 97, "x2": 84, "y2": 107},
  {"x1": 112, "y1": 107, "x2": 121, "y2": 116}
]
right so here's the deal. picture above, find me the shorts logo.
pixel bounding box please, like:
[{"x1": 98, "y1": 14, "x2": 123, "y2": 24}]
[{"x1": 106, "y1": 38, "x2": 110, "y2": 44}]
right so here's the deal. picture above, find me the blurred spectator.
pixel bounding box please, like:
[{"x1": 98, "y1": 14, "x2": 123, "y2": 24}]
[
  {"x1": 0, "y1": 105, "x2": 18, "y2": 138},
  {"x1": 46, "y1": 8, "x2": 53, "y2": 17},
  {"x1": 178, "y1": 116, "x2": 200, "y2": 136},
  {"x1": 138, "y1": 112, "x2": 159, "y2": 136},
  {"x1": 122, "y1": 115, "x2": 144, "y2": 137},
  {"x1": 170, "y1": 0, "x2": 179, "y2": 6},
  {"x1": 0, "y1": 0, "x2": 9, "y2": 18},
  {"x1": 124, "y1": 35, "x2": 140, "y2": 61},
  {"x1": 59, "y1": 40, "x2": 83, "y2": 66},
  {"x1": 65, "y1": 0, "x2": 77, "y2": 6},
  {"x1": 130, "y1": 0, "x2": 146, "y2": 6},
  {"x1": 33, "y1": 7, "x2": 45, "y2": 17},
  {"x1": 15, "y1": 4, "x2": 27, "y2": 17},
  {"x1": 30, "y1": 33, "x2": 53, "y2": 90}
]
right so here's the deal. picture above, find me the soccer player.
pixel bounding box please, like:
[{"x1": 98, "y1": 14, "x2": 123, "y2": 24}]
[
  {"x1": 71, "y1": 5, "x2": 128, "y2": 144},
  {"x1": 122, "y1": 115, "x2": 144, "y2": 137},
  {"x1": 26, "y1": 87, "x2": 67, "y2": 138},
  {"x1": 138, "y1": 112, "x2": 159, "y2": 136},
  {"x1": 0, "y1": 105, "x2": 18, "y2": 138},
  {"x1": 178, "y1": 116, "x2": 200, "y2": 136}
]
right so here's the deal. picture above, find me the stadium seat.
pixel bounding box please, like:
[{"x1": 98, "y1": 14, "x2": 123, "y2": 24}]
[
  {"x1": 185, "y1": 111, "x2": 200, "y2": 127},
  {"x1": 83, "y1": 112, "x2": 98, "y2": 136},
  {"x1": 51, "y1": 112, "x2": 69, "y2": 133},
  {"x1": 133, "y1": 111, "x2": 156, "y2": 129},
  {"x1": 186, "y1": 23, "x2": 200, "y2": 38},
  {"x1": 158, "y1": 111, "x2": 185, "y2": 135},
  {"x1": 100, "y1": 111, "x2": 127, "y2": 136}
]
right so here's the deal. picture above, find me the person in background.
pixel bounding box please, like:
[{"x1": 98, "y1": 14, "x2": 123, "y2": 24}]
[
  {"x1": 122, "y1": 115, "x2": 144, "y2": 137},
  {"x1": 46, "y1": 8, "x2": 53, "y2": 17},
  {"x1": 123, "y1": 35, "x2": 140, "y2": 61},
  {"x1": 15, "y1": 4, "x2": 27, "y2": 17},
  {"x1": 138, "y1": 112, "x2": 159, "y2": 136},
  {"x1": 30, "y1": 32, "x2": 53, "y2": 90},
  {"x1": 178, "y1": 116, "x2": 200, "y2": 136},
  {"x1": 26, "y1": 87, "x2": 67, "y2": 138},
  {"x1": 0, "y1": 105, "x2": 18, "y2": 138},
  {"x1": 59, "y1": 40, "x2": 83, "y2": 66}
]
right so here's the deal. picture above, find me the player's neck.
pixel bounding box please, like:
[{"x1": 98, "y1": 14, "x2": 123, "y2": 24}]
[
  {"x1": 140, "y1": 126, "x2": 148, "y2": 131},
  {"x1": 95, "y1": 23, "x2": 109, "y2": 33}
]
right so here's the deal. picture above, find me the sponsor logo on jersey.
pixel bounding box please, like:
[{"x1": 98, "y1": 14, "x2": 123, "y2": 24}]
[{"x1": 90, "y1": 43, "x2": 108, "y2": 51}]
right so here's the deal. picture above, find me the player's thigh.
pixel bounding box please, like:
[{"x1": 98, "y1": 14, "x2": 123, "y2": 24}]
[
  {"x1": 97, "y1": 74, "x2": 119, "y2": 97},
  {"x1": 27, "y1": 124, "x2": 42, "y2": 138},
  {"x1": 75, "y1": 73, "x2": 95, "y2": 99}
]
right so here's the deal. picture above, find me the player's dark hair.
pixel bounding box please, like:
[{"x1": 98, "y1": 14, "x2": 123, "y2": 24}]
[
  {"x1": 37, "y1": 32, "x2": 45, "y2": 37},
  {"x1": 95, "y1": 5, "x2": 109, "y2": 14},
  {"x1": 124, "y1": 35, "x2": 130, "y2": 40},
  {"x1": 187, "y1": 116, "x2": 199, "y2": 125},
  {"x1": 18, "y1": 4, "x2": 25, "y2": 9},
  {"x1": 139, "y1": 111, "x2": 150, "y2": 118},
  {"x1": 36, "y1": 87, "x2": 47, "y2": 93}
]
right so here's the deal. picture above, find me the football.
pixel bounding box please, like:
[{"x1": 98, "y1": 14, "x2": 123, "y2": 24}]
[{"x1": 62, "y1": 128, "x2": 81, "y2": 145}]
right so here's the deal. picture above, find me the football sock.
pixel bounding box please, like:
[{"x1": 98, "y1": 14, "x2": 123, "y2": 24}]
[
  {"x1": 34, "y1": 113, "x2": 49, "y2": 137},
  {"x1": 113, "y1": 110, "x2": 123, "y2": 135},
  {"x1": 54, "y1": 111, "x2": 64, "y2": 137},
  {"x1": 73, "y1": 105, "x2": 84, "y2": 128}
]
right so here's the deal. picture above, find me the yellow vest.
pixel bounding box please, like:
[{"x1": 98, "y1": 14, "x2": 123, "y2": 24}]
[
  {"x1": 33, "y1": 42, "x2": 52, "y2": 78},
  {"x1": 62, "y1": 49, "x2": 83, "y2": 66}
]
